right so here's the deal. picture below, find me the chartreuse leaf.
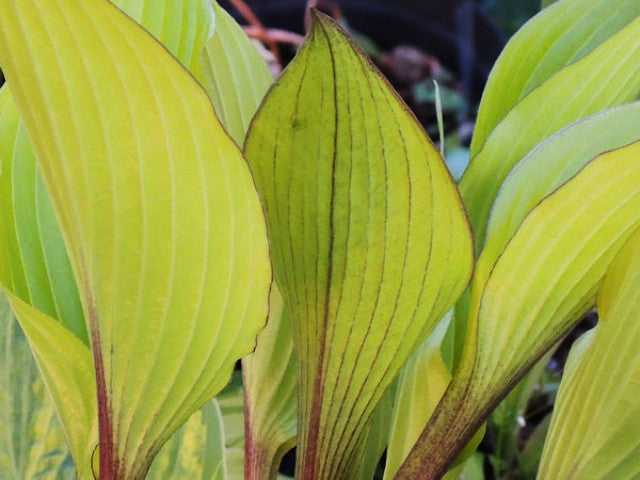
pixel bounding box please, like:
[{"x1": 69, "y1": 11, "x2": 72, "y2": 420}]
[
  {"x1": 395, "y1": 140, "x2": 640, "y2": 479},
  {"x1": 461, "y1": 16, "x2": 640, "y2": 250},
  {"x1": 243, "y1": 286, "x2": 297, "y2": 480},
  {"x1": 481, "y1": 102, "x2": 640, "y2": 274},
  {"x1": 0, "y1": 0, "x2": 270, "y2": 478},
  {"x1": 244, "y1": 12, "x2": 473, "y2": 479},
  {"x1": 0, "y1": 87, "x2": 28, "y2": 301},
  {"x1": 0, "y1": 294, "x2": 75, "y2": 480},
  {"x1": 383, "y1": 317, "x2": 451, "y2": 480},
  {"x1": 201, "y1": 1, "x2": 273, "y2": 144},
  {"x1": 110, "y1": 0, "x2": 214, "y2": 89},
  {"x1": 147, "y1": 399, "x2": 226, "y2": 480},
  {"x1": 472, "y1": 0, "x2": 640, "y2": 156},
  {"x1": 439, "y1": 104, "x2": 640, "y2": 392},
  {"x1": 537, "y1": 228, "x2": 640, "y2": 479},
  {"x1": 5, "y1": 295, "x2": 98, "y2": 479}
]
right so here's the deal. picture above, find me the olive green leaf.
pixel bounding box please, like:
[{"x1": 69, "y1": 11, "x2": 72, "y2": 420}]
[
  {"x1": 396, "y1": 140, "x2": 640, "y2": 478},
  {"x1": 472, "y1": 0, "x2": 640, "y2": 156},
  {"x1": 0, "y1": 0, "x2": 270, "y2": 478},
  {"x1": 537, "y1": 228, "x2": 640, "y2": 479},
  {"x1": 244, "y1": 12, "x2": 473, "y2": 479},
  {"x1": 201, "y1": 1, "x2": 273, "y2": 144},
  {"x1": 461, "y1": 15, "x2": 640, "y2": 250},
  {"x1": 0, "y1": 294, "x2": 75, "y2": 480}
]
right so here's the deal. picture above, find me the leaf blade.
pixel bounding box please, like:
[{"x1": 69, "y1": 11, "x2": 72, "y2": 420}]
[
  {"x1": 244, "y1": 13, "x2": 473, "y2": 479},
  {"x1": 0, "y1": 0, "x2": 271, "y2": 476}
]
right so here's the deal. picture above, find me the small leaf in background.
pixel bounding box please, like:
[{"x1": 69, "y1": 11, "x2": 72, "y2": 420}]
[
  {"x1": 0, "y1": 294, "x2": 75, "y2": 480},
  {"x1": 396, "y1": 140, "x2": 640, "y2": 478},
  {"x1": 201, "y1": 1, "x2": 273, "y2": 145},
  {"x1": 537, "y1": 228, "x2": 640, "y2": 479},
  {"x1": 0, "y1": 0, "x2": 270, "y2": 478},
  {"x1": 110, "y1": 0, "x2": 215, "y2": 89},
  {"x1": 462, "y1": 13, "x2": 640, "y2": 250},
  {"x1": 383, "y1": 316, "x2": 451, "y2": 480},
  {"x1": 245, "y1": 11, "x2": 473, "y2": 479},
  {"x1": 148, "y1": 399, "x2": 227, "y2": 480},
  {"x1": 243, "y1": 287, "x2": 297, "y2": 480}
]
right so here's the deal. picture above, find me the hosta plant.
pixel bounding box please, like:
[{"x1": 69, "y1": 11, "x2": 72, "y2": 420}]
[{"x1": 0, "y1": 0, "x2": 639, "y2": 479}]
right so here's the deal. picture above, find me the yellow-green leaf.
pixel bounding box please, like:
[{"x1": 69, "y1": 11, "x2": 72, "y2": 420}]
[
  {"x1": 383, "y1": 318, "x2": 451, "y2": 480},
  {"x1": 110, "y1": 0, "x2": 215, "y2": 89},
  {"x1": 148, "y1": 399, "x2": 227, "y2": 480},
  {"x1": 472, "y1": 0, "x2": 640, "y2": 156},
  {"x1": 0, "y1": 293, "x2": 75, "y2": 480},
  {"x1": 6, "y1": 294, "x2": 98, "y2": 479},
  {"x1": 395, "y1": 140, "x2": 640, "y2": 479},
  {"x1": 461, "y1": 15, "x2": 640, "y2": 250},
  {"x1": 201, "y1": 1, "x2": 273, "y2": 145},
  {"x1": 479, "y1": 102, "x2": 640, "y2": 292},
  {"x1": 537, "y1": 228, "x2": 640, "y2": 479},
  {"x1": 0, "y1": 87, "x2": 28, "y2": 301},
  {"x1": 244, "y1": 13, "x2": 473, "y2": 479},
  {"x1": 0, "y1": 0, "x2": 270, "y2": 477},
  {"x1": 243, "y1": 286, "x2": 297, "y2": 480}
]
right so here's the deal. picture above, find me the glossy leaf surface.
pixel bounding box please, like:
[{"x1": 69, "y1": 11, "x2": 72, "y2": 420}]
[
  {"x1": 0, "y1": 0, "x2": 270, "y2": 477},
  {"x1": 537, "y1": 228, "x2": 640, "y2": 479},
  {"x1": 245, "y1": 13, "x2": 473, "y2": 479}
]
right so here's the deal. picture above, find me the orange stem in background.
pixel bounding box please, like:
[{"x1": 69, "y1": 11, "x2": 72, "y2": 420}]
[
  {"x1": 227, "y1": 0, "x2": 281, "y2": 62},
  {"x1": 243, "y1": 26, "x2": 306, "y2": 46}
]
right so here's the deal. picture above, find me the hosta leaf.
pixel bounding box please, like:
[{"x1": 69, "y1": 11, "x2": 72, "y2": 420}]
[
  {"x1": 461, "y1": 15, "x2": 640, "y2": 250},
  {"x1": 383, "y1": 318, "x2": 451, "y2": 480},
  {"x1": 11, "y1": 120, "x2": 87, "y2": 343},
  {"x1": 537, "y1": 228, "x2": 640, "y2": 479},
  {"x1": 480, "y1": 102, "x2": 640, "y2": 280},
  {"x1": 216, "y1": 374, "x2": 246, "y2": 479},
  {"x1": 201, "y1": 1, "x2": 273, "y2": 144},
  {"x1": 0, "y1": 0, "x2": 270, "y2": 477},
  {"x1": 0, "y1": 87, "x2": 28, "y2": 300},
  {"x1": 243, "y1": 286, "x2": 297, "y2": 480},
  {"x1": 148, "y1": 399, "x2": 227, "y2": 480},
  {"x1": 472, "y1": 0, "x2": 640, "y2": 155},
  {"x1": 354, "y1": 385, "x2": 394, "y2": 480},
  {"x1": 6, "y1": 294, "x2": 97, "y2": 479},
  {"x1": 244, "y1": 12, "x2": 473, "y2": 479},
  {"x1": 0, "y1": 294, "x2": 75, "y2": 480},
  {"x1": 110, "y1": 0, "x2": 215, "y2": 89},
  {"x1": 396, "y1": 140, "x2": 640, "y2": 478}
]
